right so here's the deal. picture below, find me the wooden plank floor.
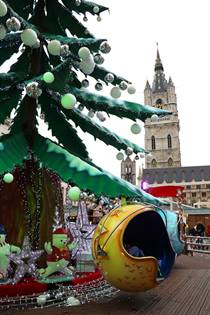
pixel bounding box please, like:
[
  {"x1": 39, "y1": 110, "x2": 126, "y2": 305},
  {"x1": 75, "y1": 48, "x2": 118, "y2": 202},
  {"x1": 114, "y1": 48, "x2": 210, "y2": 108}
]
[{"x1": 2, "y1": 254, "x2": 210, "y2": 315}]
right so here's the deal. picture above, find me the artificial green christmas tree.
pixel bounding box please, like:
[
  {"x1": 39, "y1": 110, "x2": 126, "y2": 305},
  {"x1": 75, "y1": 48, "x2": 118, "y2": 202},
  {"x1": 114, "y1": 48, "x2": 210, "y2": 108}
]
[{"x1": 0, "y1": 0, "x2": 170, "y2": 248}]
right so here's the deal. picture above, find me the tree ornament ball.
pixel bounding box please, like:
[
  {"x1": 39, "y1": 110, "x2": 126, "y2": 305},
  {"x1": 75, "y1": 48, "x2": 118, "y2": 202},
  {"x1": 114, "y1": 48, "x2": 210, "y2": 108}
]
[
  {"x1": 68, "y1": 186, "x2": 81, "y2": 201},
  {"x1": 0, "y1": 24, "x2": 6, "y2": 40},
  {"x1": 127, "y1": 85, "x2": 136, "y2": 94},
  {"x1": 119, "y1": 81, "x2": 128, "y2": 91},
  {"x1": 116, "y1": 152, "x2": 124, "y2": 161},
  {"x1": 88, "y1": 110, "x2": 95, "y2": 118},
  {"x1": 97, "y1": 15, "x2": 102, "y2": 22},
  {"x1": 96, "y1": 111, "x2": 105, "y2": 122},
  {"x1": 26, "y1": 82, "x2": 42, "y2": 98},
  {"x1": 0, "y1": 0, "x2": 7, "y2": 17},
  {"x1": 151, "y1": 114, "x2": 159, "y2": 122},
  {"x1": 6, "y1": 17, "x2": 21, "y2": 32},
  {"x1": 81, "y1": 79, "x2": 89, "y2": 88},
  {"x1": 61, "y1": 93, "x2": 77, "y2": 109},
  {"x1": 21, "y1": 29, "x2": 38, "y2": 47},
  {"x1": 3, "y1": 173, "x2": 14, "y2": 184},
  {"x1": 94, "y1": 53, "x2": 104, "y2": 65},
  {"x1": 80, "y1": 59, "x2": 95, "y2": 75},
  {"x1": 131, "y1": 123, "x2": 141, "y2": 134},
  {"x1": 100, "y1": 41, "x2": 111, "y2": 54},
  {"x1": 48, "y1": 40, "x2": 61, "y2": 56},
  {"x1": 110, "y1": 86, "x2": 121, "y2": 99},
  {"x1": 37, "y1": 295, "x2": 47, "y2": 306},
  {"x1": 105, "y1": 73, "x2": 114, "y2": 83},
  {"x1": 75, "y1": 0, "x2": 81, "y2": 6},
  {"x1": 78, "y1": 46, "x2": 91, "y2": 60},
  {"x1": 125, "y1": 147, "x2": 133, "y2": 156},
  {"x1": 60, "y1": 44, "x2": 69, "y2": 57},
  {"x1": 43, "y1": 72, "x2": 55, "y2": 84},
  {"x1": 95, "y1": 82, "x2": 103, "y2": 91},
  {"x1": 78, "y1": 104, "x2": 84, "y2": 111},
  {"x1": 32, "y1": 39, "x2": 40, "y2": 49},
  {"x1": 140, "y1": 153, "x2": 145, "y2": 158},
  {"x1": 93, "y1": 6, "x2": 100, "y2": 13}
]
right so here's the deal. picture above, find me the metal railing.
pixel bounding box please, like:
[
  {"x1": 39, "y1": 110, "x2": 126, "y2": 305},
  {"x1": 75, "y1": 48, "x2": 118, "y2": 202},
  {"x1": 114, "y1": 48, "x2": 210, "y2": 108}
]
[{"x1": 185, "y1": 236, "x2": 210, "y2": 255}]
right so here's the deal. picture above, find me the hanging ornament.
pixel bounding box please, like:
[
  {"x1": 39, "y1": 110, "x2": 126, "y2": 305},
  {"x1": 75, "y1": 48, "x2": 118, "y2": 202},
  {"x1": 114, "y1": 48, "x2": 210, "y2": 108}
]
[
  {"x1": 80, "y1": 191, "x2": 88, "y2": 200},
  {"x1": 21, "y1": 29, "x2": 38, "y2": 47},
  {"x1": 100, "y1": 41, "x2": 111, "y2": 54},
  {"x1": 105, "y1": 73, "x2": 114, "y2": 83},
  {"x1": 110, "y1": 86, "x2": 121, "y2": 99},
  {"x1": 26, "y1": 82, "x2": 42, "y2": 98},
  {"x1": 93, "y1": 6, "x2": 100, "y2": 13},
  {"x1": 6, "y1": 17, "x2": 21, "y2": 32},
  {"x1": 43, "y1": 71, "x2": 55, "y2": 84},
  {"x1": 119, "y1": 81, "x2": 128, "y2": 91},
  {"x1": 125, "y1": 147, "x2": 133, "y2": 156},
  {"x1": 116, "y1": 152, "x2": 124, "y2": 160},
  {"x1": 95, "y1": 82, "x2": 103, "y2": 91},
  {"x1": 135, "y1": 155, "x2": 140, "y2": 160},
  {"x1": 94, "y1": 53, "x2": 104, "y2": 65},
  {"x1": 83, "y1": 15, "x2": 88, "y2": 22},
  {"x1": 88, "y1": 109, "x2": 95, "y2": 118},
  {"x1": 31, "y1": 38, "x2": 40, "y2": 49},
  {"x1": 151, "y1": 114, "x2": 159, "y2": 122},
  {"x1": 96, "y1": 111, "x2": 106, "y2": 122},
  {"x1": 60, "y1": 44, "x2": 70, "y2": 57},
  {"x1": 97, "y1": 15, "x2": 102, "y2": 22},
  {"x1": 127, "y1": 85, "x2": 136, "y2": 94},
  {"x1": 3, "y1": 173, "x2": 14, "y2": 184},
  {"x1": 0, "y1": 0, "x2": 7, "y2": 17},
  {"x1": 0, "y1": 24, "x2": 6, "y2": 40},
  {"x1": 77, "y1": 104, "x2": 84, "y2": 111},
  {"x1": 78, "y1": 46, "x2": 91, "y2": 60},
  {"x1": 80, "y1": 58, "x2": 95, "y2": 75},
  {"x1": 61, "y1": 93, "x2": 77, "y2": 109},
  {"x1": 131, "y1": 123, "x2": 141, "y2": 134},
  {"x1": 81, "y1": 79, "x2": 89, "y2": 88},
  {"x1": 68, "y1": 186, "x2": 81, "y2": 201},
  {"x1": 37, "y1": 294, "x2": 47, "y2": 306},
  {"x1": 66, "y1": 297, "x2": 81, "y2": 306},
  {"x1": 47, "y1": 39, "x2": 61, "y2": 56},
  {"x1": 140, "y1": 153, "x2": 145, "y2": 158},
  {"x1": 75, "y1": 0, "x2": 81, "y2": 6}
]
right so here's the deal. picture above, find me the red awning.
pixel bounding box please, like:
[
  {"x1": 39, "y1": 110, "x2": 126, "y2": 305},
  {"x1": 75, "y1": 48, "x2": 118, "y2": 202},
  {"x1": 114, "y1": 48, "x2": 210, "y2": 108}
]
[{"x1": 147, "y1": 185, "x2": 184, "y2": 198}]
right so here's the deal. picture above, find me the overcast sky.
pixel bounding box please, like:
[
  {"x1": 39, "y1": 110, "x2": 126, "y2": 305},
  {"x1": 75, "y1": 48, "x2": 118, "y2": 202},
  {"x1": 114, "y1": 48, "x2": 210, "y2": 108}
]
[{"x1": 73, "y1": 0, "x2": 210, "y2": 180}]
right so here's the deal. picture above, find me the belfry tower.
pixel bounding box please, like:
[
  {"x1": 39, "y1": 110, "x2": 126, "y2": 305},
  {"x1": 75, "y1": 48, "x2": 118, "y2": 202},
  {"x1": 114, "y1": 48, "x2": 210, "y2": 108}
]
[{"x1": 144, "y1": 48, "x2": 181, "y2": 168}]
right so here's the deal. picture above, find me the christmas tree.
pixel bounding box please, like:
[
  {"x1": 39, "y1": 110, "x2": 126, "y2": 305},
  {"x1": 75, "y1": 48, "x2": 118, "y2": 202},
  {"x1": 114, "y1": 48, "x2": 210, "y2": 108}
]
[{"x1": 0, "y1": 0, "x2": 170, "y2": 248}]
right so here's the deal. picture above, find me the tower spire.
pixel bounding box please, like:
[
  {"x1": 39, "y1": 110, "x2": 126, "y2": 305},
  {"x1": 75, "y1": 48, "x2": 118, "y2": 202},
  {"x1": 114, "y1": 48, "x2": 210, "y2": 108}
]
[
  {"x1": 152, "y1": 44, "x2": 167, "y2": 92},
  {"x1": 155, "y1": 43, "x2": 164, "y2": 72}
]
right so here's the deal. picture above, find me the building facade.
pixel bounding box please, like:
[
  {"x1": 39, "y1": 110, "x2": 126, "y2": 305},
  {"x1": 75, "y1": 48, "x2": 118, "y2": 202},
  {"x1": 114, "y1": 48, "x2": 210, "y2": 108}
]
[
  {"x1": 144, "y1": 49, "x2": 181, "y2": 169},
  {"x1": 121, "y1": 156, "x2": 136, "y2": 185}
]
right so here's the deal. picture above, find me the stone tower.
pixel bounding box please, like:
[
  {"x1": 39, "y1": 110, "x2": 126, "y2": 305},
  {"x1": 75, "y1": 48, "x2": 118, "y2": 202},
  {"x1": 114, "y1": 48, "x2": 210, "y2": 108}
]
[
  {"x1": 144, "y1": 48, "x2": 181, "y2": 169},
  {"x1": 121, "y1": 156, "x2": 136, "y2": 185}
]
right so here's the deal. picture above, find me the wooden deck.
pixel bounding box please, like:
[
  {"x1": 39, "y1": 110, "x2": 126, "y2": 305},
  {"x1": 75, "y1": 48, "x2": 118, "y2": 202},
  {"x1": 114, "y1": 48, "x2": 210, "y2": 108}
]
[{"x1": 3, "y1": 254, "x2": 210, "y2": 315}]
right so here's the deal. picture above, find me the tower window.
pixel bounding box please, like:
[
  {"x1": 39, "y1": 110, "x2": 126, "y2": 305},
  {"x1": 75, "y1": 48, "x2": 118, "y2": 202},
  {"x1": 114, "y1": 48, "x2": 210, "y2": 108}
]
[
  {"x1": 156, "y1": 99, "x2": 162, "y2": 105},
  {"x1": 151, "y1": 136, "x2": 156, "y2": 150},
  {"x1": 151, "y1": 159, "x2": 157, "y2": 168},
  {"x1": 167, "y1": 134, "x2": 172, "y2": 148},
  {"x1": 168, "y1": 158, "x2": 173, "y2": 167}
]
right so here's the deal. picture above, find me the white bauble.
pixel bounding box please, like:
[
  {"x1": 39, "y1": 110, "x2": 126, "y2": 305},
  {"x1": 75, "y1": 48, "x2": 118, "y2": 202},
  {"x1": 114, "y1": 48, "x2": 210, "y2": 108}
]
[
  {"x1": 37, "y1": 295, "x2": 47, "y2": 306},
  {"x1": 0, "y1": 24, "x2": 6, "y2": 40},
  {"x1": 119, "y1": 81, "x2": 127, "y2": 91},
  {"x1": 80, "y1": 59, "x2": 95, "y2": 75},
  {"x1": 66, "y1": 297, "x2": 80, "y2": 306},
  {"x1": 88, "y1": 110, "x2": 95, "y2": 118},
  {"x1": 125, "y1": 147, "x2": 133, "y2": 156},
  {"x1": 96, "y1": 111, "x2": 105, "y2": 121},
  {"x1": 105, "y1": 73, "x2": 114, "y2": 83},
  {"x1": 78, "y1": 46, "x2": 91, "y2": 60},
  {"x1": 110, "y1": 86, "x2": 121, "y2": 99},
  {"x1": 0, "y1": 0, "x2": 7, "y2": 17},
  {"x1": 131, "y1": 123, "x2": 141, "y2": 134},
  {"x1": 97, "y1": 15, "x2": 102, "y2": 22},
  {"x1": 100, "y1": 41, "x2": 111, "y2": 54},
  {"x1": 140, "y1": 153, "x2": 145, "y2": 158},
  {"x1": 93, "y1": 6, "x2": 100, "y2": 13},
  {"x1": 47, "y1": 40, "x2": 61, "y2": 56},
  {"x1": 151, "y1": 114, "x2": 159, "y2": 122},
  {"x1": 6, "y1": 17, "x2": 21, "y2": 32},
  {"x1": 127, "y1": 85, "x2": 136, "y2": 94},
  {"x1": 116, "y1": 152, "x2": 124, "y2": 160},
  {"x1": 21, "y1": 29, "x2": 38, "y2": 47}
]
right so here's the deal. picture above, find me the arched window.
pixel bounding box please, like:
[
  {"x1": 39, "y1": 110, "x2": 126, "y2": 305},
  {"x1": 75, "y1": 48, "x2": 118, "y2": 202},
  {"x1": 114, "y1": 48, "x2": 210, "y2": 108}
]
[
  {"x1": 167, "y1": 134, "x2": 172, "y2": 148},
  {"x1": 168, "y1": 158, "x2": 173, "y2": 167},
  {"x1": 155, "y1": 99, "x2": 163, "y2": 109},
  {"x1": 151, "y1": 136, "x2": 156, "y2": 150},
  {"x1": 151, "y1": 159, "x2": 157, "y2": 168}
]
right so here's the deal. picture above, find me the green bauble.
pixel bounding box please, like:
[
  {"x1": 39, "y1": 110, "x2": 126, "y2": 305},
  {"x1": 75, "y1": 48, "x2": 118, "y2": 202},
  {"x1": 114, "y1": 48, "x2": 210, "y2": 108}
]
[
  {"x1": 116, "y1": 152, "x2": 124, "y2": 160},
  {"x1": 61, "y1": 93, "x2": 77, "y2": 109},
  {"x1": 68, "y1": 186, "x2": 81, "y2": 201},
  {"x1": 21, "y1": 29, "x2": 38, "y2": 47},
  {"x1": 43, "y1": 72, "x2": 55, "y2": 84},
  {"x1": 131, "y1": 123, "x2": 141, "y2": 134},
  {"x1": 0, "y1": 0, "x2": 7, "y2": 17},
  {"x1": 3, "y1": 173, "x2": 14, "y2": 184}
]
